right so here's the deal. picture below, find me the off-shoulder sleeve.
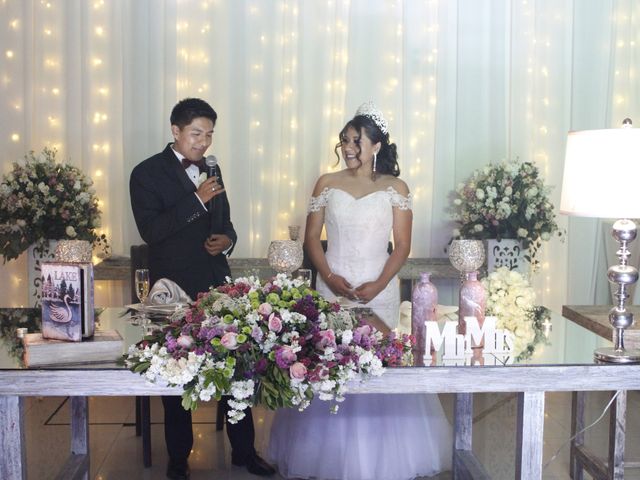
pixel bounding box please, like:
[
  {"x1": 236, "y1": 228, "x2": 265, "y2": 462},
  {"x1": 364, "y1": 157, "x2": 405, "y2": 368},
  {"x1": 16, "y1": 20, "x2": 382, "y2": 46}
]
[
  {"x1": 307, "y1": 187, "x2": 330, "y2": 213},
  {"x1": 387, "y1": 186, "x2": 412, "y2": 211}
]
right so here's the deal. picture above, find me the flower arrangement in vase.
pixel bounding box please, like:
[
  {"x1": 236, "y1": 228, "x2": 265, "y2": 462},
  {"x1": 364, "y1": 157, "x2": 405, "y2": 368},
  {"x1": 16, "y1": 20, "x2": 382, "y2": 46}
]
[
  {"x1": 449, "y1": 158, "x2": 563, "y2": 270},
  {"x1": 126, "y1": 274, "x2": 412, "y2": 422},
  {"x1": 0, "y1": 147, "x2": 109, "y2": 262}
]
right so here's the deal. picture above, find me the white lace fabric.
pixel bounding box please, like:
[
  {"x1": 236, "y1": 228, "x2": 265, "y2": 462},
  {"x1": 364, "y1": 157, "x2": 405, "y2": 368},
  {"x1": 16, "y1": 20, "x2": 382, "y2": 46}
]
[{"x1": 307, "y1": 186, "x2": 412, "y2": 213}]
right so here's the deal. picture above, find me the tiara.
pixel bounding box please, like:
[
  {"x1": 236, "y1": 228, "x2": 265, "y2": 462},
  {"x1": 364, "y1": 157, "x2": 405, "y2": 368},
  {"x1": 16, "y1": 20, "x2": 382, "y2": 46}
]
[{"x1": 354, "y1": 101, "x2": 388, "y2": 135}]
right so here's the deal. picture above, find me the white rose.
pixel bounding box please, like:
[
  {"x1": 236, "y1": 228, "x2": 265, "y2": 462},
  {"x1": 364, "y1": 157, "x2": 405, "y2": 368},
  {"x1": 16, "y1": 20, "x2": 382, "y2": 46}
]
[
  {"x1": 475, "y1": 189, "x2": 485, "y2": 200},
  {"x1": 541, "y1": 232, "x2": 550, "y2": 241},
  {"x1": 453, "y1": 198, "x2": 462, "y2": 206},
  {"x1": 473, "y1": 224, "x2": 484, "y2": 232},
  {"x1": 66, "y1": 226, "x2": 77, "y2": 237},
  {"x1": 517, "y1": 228, "x2": 528, "y2": 238}
]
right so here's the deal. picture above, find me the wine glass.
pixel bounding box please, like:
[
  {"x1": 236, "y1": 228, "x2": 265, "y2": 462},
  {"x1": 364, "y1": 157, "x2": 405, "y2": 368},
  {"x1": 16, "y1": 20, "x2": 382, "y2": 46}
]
[
  {"x1": 448, "y1": 240, "x2": 485, "y2": 283},
  {"x1": 134, "y1": 269, "x2": 150, "y2": 326}
]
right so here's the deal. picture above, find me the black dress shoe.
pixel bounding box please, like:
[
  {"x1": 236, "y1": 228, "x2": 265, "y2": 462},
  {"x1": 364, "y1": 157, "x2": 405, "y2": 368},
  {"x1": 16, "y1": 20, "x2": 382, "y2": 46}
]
[
  {"x1": 166, "y1": 460, "x2": 191, "y2": 480},
  {"x1": 232, "y1": 453, "x2": 276, "y2": 476}
]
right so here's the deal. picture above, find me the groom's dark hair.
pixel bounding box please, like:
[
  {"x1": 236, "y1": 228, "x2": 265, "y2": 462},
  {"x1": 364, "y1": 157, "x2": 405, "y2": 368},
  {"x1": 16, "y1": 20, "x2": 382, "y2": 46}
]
[{"x1": 170, "y1": 98, "x2": 217, "y2": 129}]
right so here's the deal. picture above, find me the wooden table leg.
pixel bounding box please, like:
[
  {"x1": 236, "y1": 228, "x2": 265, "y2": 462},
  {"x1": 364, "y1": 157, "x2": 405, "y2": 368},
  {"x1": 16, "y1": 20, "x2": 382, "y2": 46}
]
[
  {"x1": 453, "y1": 392, "x2": 473, "y2": 472},
  {"x1": 608, "y1": 390, "x2": 626, "y2": 480},
  {"x1": 0, "y1": 395, "x2": 26, "y2": 480},
  {"x1": 571, "y1": 391, "x2": 585, "y2": 480},
  {"x1": 516, "y1": 391, "x2": 545, "y2": 480},
  {"x1": 57, "y1": 396, "x2": 90, "y2": 480}
]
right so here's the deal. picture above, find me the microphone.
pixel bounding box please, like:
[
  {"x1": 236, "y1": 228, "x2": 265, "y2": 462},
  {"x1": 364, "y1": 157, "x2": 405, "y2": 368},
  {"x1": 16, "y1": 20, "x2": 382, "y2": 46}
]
[
  {"x1": 205, "y1": 155, "x2": 218, "y2": 212},
  {"x1": 205, "y1": 155, "x2": 218, "y2": 179},
  {"x1": 204, "y1": 155, "x2": 222, "y2": 233}
]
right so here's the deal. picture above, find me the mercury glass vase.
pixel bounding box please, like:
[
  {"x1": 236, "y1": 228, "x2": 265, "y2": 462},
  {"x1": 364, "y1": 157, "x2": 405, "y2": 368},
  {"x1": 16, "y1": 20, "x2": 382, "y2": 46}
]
[
  {"x1": 448, "y1": 239, "x2": 485, "y2": 282},
  {"x1": 54, "y1": 240, "x2": 92, "y2": 263},
  {"x1": 267, "y1": 225, "x2": 303, "y2": 275}
]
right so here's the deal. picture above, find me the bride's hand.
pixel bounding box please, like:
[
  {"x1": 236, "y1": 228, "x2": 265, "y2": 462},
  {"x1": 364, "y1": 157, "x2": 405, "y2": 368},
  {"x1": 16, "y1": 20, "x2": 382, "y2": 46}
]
[
  {"x1": 354, "y1": 281, "x2": 383, "y2": 304},
  {"x1": 325, "y1": 274, "x2": 353, "y2": 298}
]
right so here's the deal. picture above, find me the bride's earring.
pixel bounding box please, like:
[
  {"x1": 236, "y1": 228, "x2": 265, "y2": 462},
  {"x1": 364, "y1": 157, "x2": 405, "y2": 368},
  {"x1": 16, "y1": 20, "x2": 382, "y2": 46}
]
[{"x1": 373, "y1": 152, "x2": 377, "y2": 172}]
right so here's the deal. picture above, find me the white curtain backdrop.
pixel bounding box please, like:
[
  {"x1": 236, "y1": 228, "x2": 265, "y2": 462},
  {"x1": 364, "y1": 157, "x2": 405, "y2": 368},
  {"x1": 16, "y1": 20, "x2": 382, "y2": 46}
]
[{"x1": 1, "y1": 0, "x2": 639, "y2": 310}]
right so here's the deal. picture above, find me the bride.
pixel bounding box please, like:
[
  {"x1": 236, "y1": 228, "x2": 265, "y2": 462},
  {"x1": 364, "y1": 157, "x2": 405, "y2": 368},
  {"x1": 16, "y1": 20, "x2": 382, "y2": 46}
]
[{"x1": 267, "y1": 102, "x2": 452, "y2": 480}]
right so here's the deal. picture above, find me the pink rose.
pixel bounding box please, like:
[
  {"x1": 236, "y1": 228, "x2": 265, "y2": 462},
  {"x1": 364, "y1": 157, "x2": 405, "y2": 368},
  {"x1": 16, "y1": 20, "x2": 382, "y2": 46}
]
[
  {"x1": 289, "y1": 362, "x2": 307, "y2": 380},
  {"x1": 220, "y1": 332, "x2": 239, "y2": 350},
  {"x1": 268, "y1": 313, "x2": 283, "y2": 333},
  {"x1": 176, "y1": 334, "x2": 193, "y2": 349},
  {"x1": 258, "y1": 302, "x2": 273, "y2": 316},
  {"x1": 315, "y1": 329, "x2": 336, "y2": 349}
]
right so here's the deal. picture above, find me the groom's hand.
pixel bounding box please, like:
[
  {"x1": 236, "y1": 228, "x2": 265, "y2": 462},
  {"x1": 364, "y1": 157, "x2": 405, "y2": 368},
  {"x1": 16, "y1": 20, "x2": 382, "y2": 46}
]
[{"x1": 204, "y1": 234, "x2": 232, "y2": 256}]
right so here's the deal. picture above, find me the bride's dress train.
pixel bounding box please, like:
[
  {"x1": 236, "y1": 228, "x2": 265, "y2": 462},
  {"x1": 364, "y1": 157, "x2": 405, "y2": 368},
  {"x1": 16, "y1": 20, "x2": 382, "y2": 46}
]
[{"x1": 267, "y1": 187, "x2": 452, "y2": 480}]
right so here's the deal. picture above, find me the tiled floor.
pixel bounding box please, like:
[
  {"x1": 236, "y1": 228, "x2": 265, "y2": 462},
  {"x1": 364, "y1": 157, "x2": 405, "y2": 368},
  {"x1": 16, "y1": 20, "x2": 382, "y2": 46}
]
[{"x1": 21, "y1": 391, "x2": 640, "y2": 479}]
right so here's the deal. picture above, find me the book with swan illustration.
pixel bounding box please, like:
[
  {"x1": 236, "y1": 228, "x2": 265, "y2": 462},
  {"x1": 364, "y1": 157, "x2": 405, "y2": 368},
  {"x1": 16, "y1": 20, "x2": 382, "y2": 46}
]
[{"x1": 40, "y1": 262, "x2": 95, "y2": 341}]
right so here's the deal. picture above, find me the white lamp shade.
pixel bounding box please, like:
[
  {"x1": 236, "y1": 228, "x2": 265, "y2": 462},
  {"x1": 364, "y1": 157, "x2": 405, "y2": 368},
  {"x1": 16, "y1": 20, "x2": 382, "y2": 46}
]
[{"x1": 560, "y1": 126, "x2": 640, "y2": 219}]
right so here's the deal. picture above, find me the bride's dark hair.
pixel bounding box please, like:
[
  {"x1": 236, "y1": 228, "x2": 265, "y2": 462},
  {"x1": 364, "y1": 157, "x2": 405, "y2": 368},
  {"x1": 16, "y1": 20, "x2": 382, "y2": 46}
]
[{"x1": 334, "y1": 115, "x2": 400, "y2": 177}]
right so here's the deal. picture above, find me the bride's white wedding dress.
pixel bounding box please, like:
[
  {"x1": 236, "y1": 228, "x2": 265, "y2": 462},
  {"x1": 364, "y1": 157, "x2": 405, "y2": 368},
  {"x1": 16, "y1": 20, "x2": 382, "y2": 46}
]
[{"x1": 267, "y1": 187, "x2": 452, "y2": 480}]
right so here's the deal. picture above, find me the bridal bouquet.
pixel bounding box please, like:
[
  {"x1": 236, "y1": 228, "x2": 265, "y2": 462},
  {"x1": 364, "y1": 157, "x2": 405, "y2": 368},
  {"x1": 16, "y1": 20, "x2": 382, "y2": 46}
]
[
  {"x1": 482, "y1": 267, "x2": 550, "y2": 361},
  {"x1": 450, "y1": 158, "x2": 562, "y2": 265},
  {"x1": 126, "y1": 274, "x2": 412, "y2": 423},
  {"x1": 0, "y1": 147, "x2": 109, "y2": 262}
]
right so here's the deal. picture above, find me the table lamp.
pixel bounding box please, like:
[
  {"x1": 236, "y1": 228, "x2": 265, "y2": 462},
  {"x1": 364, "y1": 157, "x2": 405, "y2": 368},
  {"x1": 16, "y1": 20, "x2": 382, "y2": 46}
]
[{"x1": 560, "y1": 118, "x2": 640, "y2": 363}]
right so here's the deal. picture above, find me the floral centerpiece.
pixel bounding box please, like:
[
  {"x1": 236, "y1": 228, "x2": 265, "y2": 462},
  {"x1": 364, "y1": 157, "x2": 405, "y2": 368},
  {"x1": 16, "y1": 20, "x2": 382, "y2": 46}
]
[
  {"x1": 482, "y1": 267, "x2": 550, "y2": 361},
  {"x1": 126, "y1": 274, "x2": 412, "y2": 423},
  {"x1": 450, "y1": 158, "x2": 562, "y2": 267},
  {"x1": 0, "y1": 147, "x2": 109, "y2": 262}
]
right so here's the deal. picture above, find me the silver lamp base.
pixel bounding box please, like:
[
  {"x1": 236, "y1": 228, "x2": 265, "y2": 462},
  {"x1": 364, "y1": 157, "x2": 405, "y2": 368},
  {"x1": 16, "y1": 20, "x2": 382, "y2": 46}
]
[{"x1": 594, "y1": 347, "x2": 640, "y2": 364}]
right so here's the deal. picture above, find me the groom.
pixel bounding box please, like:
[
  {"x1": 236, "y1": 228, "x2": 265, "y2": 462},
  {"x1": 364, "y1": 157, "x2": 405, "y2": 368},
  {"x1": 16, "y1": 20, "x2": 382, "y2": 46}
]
[{"x1": 129, "y1": 97, "x2": 275, "y2": 480}]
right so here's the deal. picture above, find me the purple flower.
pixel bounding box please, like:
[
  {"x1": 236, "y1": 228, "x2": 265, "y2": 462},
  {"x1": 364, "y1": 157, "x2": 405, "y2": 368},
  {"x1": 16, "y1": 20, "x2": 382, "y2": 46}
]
[
  {"x1": 275, "y1": 345, "x2": 297, "y2": 368},
  {"x1": 254, "y1": 357, "x2": 268, "y2": 374},
  {"x1": 292, "y1": 295, "x2": 320, "y2": 322},
  {"x1": 251, "y1": 326, "x2": 264, "y2": 342}
]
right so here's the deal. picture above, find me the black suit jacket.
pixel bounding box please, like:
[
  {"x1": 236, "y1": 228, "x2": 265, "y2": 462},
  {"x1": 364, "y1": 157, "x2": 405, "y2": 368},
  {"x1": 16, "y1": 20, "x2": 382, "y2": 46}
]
[{"x1": 129, "y1": 144, "x2": 237, "y2": 299}]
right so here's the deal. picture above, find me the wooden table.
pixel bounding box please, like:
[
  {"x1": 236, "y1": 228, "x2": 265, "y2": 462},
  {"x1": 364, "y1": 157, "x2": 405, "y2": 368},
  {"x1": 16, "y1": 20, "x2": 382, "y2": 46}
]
[
  {"x1": 563, "y1": 305, "x2": 640, "y2": 480},
  {"x1": 2, "y1": 308, "x2": 640, "y2": 479}
]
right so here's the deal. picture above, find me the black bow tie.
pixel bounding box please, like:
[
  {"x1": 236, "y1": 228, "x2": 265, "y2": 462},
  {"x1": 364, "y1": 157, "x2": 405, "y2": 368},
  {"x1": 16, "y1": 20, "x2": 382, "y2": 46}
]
[{"x1": 181, "y1": 158, "x2": 204, "y2": 169}]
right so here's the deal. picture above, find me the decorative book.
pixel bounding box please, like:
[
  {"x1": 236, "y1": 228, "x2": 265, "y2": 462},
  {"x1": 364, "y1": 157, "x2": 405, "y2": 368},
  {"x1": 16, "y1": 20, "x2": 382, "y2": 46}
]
[
  {"x1": 22, "y1": 329, "x2": 123, "y2": 367},
  {"x1": 41, "y1": 262, "x2": 95, "y2": 341}
]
